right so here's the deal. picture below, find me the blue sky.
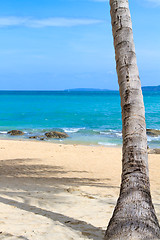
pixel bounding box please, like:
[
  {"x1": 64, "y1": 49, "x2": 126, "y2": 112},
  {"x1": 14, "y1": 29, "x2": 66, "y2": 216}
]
[{"x1": 0, "y1": 0, "x2": 160, "y2": 90}]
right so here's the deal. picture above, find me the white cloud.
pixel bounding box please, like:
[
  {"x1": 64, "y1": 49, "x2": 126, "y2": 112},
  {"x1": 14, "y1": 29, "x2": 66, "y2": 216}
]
[{"x1": 0, "y1": 17, "x2": 102, "y2": 28}]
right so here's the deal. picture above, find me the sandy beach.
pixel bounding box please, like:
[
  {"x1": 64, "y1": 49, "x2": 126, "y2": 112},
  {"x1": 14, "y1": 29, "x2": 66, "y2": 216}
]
[{"x1": 0, "y1": 139, "x2": 160, "y2": 240}]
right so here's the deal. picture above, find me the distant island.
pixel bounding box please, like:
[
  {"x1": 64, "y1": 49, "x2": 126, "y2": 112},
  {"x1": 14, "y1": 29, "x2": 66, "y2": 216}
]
[
  {"x1": 142, "y1": 85, "x2": 160, "y2": 91},
  {"x1": 64, "y1": 86, "x2": 160, "y2": 92},
  {"x1": 64, "y1": 88, "x2": 111, "y2": 92},
  {"x1": 0, "y1": 86, "x2": 159, "y2": 92}
]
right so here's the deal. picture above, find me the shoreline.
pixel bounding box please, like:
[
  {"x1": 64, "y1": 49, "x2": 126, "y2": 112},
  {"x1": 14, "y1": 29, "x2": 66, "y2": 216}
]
[
  {"x1": 0, "y1": 136, "x2": 122, "y2": 148},
  {"x1": 0, "y1": 129, "x2": 159, "y2": 149},
  {"x1": 0, "y1": 127, "x2": 123, "y2": 147}
]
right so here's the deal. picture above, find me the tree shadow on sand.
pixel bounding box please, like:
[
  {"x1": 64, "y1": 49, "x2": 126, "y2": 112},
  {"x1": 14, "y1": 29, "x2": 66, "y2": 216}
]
[
  {"x1": 0, "y1": 158, "x2": 119, "y2": 189},
  {"x1": 0, "y1": 158, "x2": 118, "y2": 239},
  {"x1": 0, "y1": 196, "x2": 105, "y2": 240}
]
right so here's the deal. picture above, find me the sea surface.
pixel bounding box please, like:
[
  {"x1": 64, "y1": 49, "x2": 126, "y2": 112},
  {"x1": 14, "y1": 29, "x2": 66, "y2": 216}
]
[{"x1": 0, "y1": 91, "x2": 160, "y2": 148}]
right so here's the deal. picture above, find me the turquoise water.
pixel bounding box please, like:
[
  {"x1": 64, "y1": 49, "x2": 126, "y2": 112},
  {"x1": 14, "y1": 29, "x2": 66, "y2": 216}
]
[{"x1": 0, "y1": 91, "x2": 159, "y2": 148}]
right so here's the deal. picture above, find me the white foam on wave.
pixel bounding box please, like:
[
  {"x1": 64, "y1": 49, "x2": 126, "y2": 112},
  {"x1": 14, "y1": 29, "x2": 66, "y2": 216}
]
[
  {"x1": 98, "y1": 142, "x2": 117, "y2": 146},
  {"x1": 147, "y1": 136, "x2": 160, "y2": 142},
  {"x1": 0, "y1": 131, "x2": 8, "y2": 134},
  {"x1": 63, "y1": 128, "x2": 85, "y2": 133},
  {"x1": 93, "y1": 130, "x2": 99, "y2": 133},
  {"x1": 115, "y1": 132, "x2": 122, "y2": 137},
  {"x1": 100, "y1": 131, "x2": 122, "y2": 137},
  {"x1": 100, "y1": 131, "x2": 110, "y2": 135}
]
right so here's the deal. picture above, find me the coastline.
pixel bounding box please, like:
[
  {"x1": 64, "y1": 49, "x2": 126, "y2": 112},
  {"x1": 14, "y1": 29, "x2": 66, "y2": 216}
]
[
  {"x1": 0, "y1": 127, "x2": 160, "y2": 148},
  {"x1": 0, "y1": 128, "x2": 123, "y2": 147},
  {"x1": 0, "y1": 139, "x2": 160, "y2": 239},
  {"x1": 0, "y1": 135, "x2": 121, "y2": 148}
]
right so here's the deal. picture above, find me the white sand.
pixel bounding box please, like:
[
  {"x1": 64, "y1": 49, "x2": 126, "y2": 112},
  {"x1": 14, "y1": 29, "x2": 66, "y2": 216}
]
[{"x1": 0, "y1": 139, "x2": 159, "y2": 240}]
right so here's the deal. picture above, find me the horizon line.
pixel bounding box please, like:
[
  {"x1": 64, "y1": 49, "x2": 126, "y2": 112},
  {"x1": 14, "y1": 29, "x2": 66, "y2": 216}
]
[{"x1": 0, "y1": 85, "x2": 159, "y2": 92}]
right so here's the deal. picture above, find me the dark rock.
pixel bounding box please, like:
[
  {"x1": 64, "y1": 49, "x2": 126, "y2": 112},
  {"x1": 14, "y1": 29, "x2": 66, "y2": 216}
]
[
  {"x1": 37, "y1": 135, "x2": 46, "y2": 139},
  {"x1": 148, "y1": 149, "x2": 160, "y2": 154},
  {"x1": 29, "y1": 136, "x2": 38, "y2": 139},
  {"x1": 7, "y1": 130, "x2": 24, "y2": 136},
  {"x1": 146, "y1": 129, "x2": 160, "y2": 137},
  {"x1": 39, "y1": 138, "x2": 45, "y2": 141},
  {"x1": 45, "y1": 131, "x2": 69, "y2": 139},
  {"x1": 29, "y1": 135, "x2": 46, "y2": 141}
]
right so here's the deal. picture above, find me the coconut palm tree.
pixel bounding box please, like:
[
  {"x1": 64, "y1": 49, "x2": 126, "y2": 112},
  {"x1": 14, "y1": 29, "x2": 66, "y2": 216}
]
[{"x1": 105, "y1": 1, "x2": 160, "y2": 239}]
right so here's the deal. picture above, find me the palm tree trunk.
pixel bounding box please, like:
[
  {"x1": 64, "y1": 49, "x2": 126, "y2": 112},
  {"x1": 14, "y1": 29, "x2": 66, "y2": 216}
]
[{"x1": 105, "y1": 0, "x2": 160, "y2": 239}]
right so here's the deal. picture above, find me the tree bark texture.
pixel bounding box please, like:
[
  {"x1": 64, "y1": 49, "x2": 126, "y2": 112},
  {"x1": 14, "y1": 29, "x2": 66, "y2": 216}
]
[{"x1": 105, "y1": 1, "x2": 160, "y2": 239}]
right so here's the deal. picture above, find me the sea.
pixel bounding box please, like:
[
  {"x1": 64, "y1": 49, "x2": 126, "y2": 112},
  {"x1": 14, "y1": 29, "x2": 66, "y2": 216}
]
[{"x1": 0, "y1": 91, "x2": 160, "y2": 148}]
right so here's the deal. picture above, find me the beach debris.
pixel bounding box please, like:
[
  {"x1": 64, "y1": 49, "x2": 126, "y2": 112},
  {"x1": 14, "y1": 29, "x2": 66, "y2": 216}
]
[
  {"x1": 148, "y1": 148, "x2": 160, "y2": 154},
  {"x1": 7, "y1": 130, "x2": 24, "y2": 136},
  {"x1": 146, "y1": 129, "x2": 160, "y2": 137},
  {"x1": 45, "y1": 131, "x2": 69, "y2": 139}
]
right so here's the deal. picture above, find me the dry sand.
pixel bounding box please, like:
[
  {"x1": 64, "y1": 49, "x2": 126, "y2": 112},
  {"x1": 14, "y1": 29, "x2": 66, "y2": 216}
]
[{"x1": 0, "y1": 139, "x2": 159, "y2": 240}]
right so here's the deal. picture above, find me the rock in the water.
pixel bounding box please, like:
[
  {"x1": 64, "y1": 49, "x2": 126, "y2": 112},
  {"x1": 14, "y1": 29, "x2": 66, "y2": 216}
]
[
  {"x1": 146, "y1": 129, "x2": 160, "y2": 137},
  {"x1": 148, "y1": 149, "x2": 160, "y2": 154},
  {"x1": 39, "y1": 137, "x2": 45, "y2": 141},
  {"x1": 29, "y1": 135, "x2": 46, "y2": 141},
  {"x1": 29, "y1": 136, "x2": 38, "y2": 139},
  {"x1": 45, "y1": 131, "x2": 68, "y2": 139},
  {"x1": 7, "y1": 130, "x2": 24, "y2": 136}
]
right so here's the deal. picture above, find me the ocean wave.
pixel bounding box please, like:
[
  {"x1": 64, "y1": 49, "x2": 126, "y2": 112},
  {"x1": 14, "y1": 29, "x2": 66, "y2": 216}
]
[
  {"x1": 98, "y1": 142, "x2": 117, "y2": 146},
  {"x1": 62, "y1": 127, "x2": 85, "y2": 133},
  {"x1": 147, "y1": 136, "x2": 160, "y2": 142},
  {"x1": 0, "y1": 131, "x2": 8, "y2": 134},
  {"x1": 115, "y1": 132, "x2": 122, "y2": 137},
  {"x1": 100, "y1": 131, "x2": 110, "y2": 135},
  {"x1": 100, "y1": 130, "x2": 122, "y2": 137}
]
